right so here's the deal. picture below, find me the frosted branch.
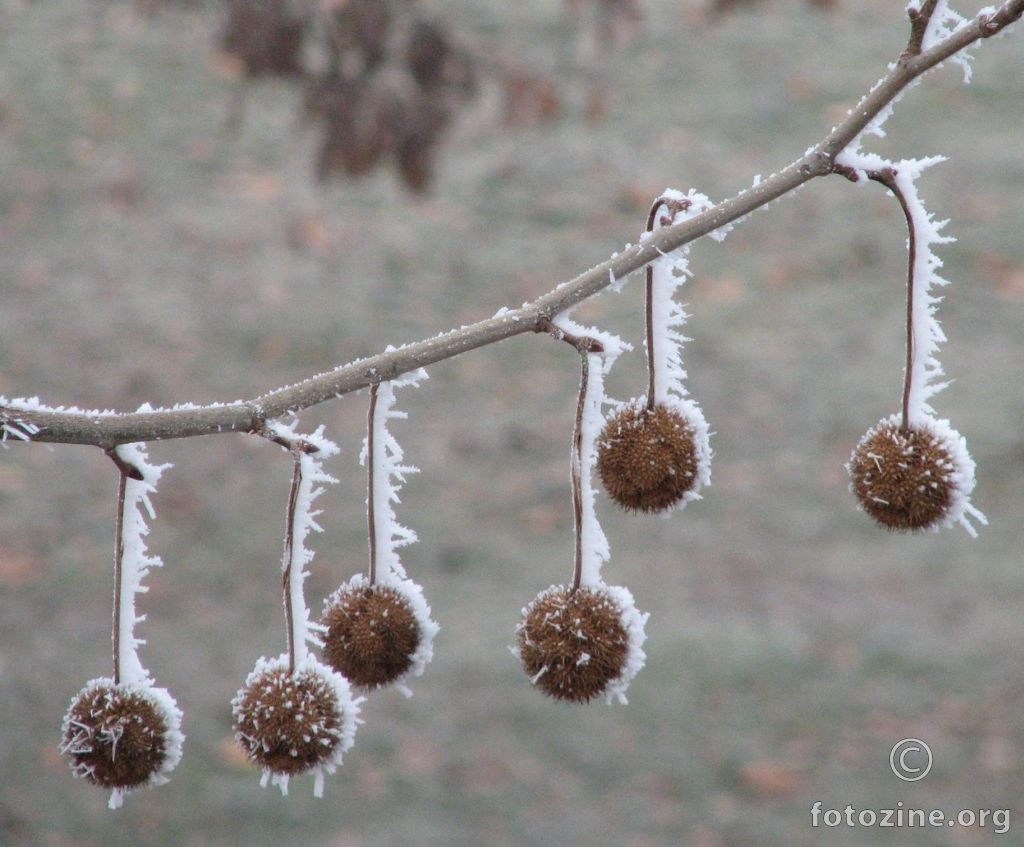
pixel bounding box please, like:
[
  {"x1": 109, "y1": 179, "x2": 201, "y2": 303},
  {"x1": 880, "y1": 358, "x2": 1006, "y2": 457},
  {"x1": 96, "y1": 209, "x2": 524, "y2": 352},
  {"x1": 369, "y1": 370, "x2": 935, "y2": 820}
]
[
  {"x1": 1, "y1": 0, "x2": 1022, "y2": 448},
  {"x1": 361, "y1": 369, "x2": 427, "y2": 585},
  {"x1": 109, "y1": 444, "x2": 171, "y2": 687},
  {"x1": 267, "y1": 422, "x2": 340, "y2": 671}
]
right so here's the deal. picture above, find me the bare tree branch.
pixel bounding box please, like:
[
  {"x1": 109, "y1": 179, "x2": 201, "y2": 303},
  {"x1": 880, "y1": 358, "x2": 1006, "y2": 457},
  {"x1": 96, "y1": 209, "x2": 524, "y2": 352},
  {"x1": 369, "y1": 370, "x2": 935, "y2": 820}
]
[{"x1": 2, "y1": 0, "x2": 1022, "y2": 449}]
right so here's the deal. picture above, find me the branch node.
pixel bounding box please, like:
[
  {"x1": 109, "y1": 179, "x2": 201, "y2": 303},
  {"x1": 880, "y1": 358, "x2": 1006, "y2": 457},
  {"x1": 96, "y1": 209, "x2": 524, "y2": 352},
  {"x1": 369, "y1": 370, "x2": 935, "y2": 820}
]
[
  {"x1": 104, "y1": 447, "x2": 145, "y2": 481},
  {"x1": 537, "y1": 317, "x2": 605, "y2": 354},
  {"x1": 252, "y1": 414, "x2": 321, "y2": 454},
  {"x1": 978, "y1": 12, "x2": 999, "y2": 37}
]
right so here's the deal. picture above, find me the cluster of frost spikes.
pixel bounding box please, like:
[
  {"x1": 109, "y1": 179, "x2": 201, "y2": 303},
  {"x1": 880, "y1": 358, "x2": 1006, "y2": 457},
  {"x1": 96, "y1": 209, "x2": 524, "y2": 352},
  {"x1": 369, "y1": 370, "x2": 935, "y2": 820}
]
[
  {"x1": 913, "y1": 0, "x2": 983, "y2": 83},
  {"x1": 552, "y1": 314, "x2": 628, "y2": 589},
  {"x1": 111, "y1": 443, "x2": 173, "y2": 686},
  {"x1": 843, "y1": 1, "x2": 981, "y2": 157},
  {"x1": 265, "y1": 421, "x2": 340, "y2": 663},
  {"x1": 834, "y1": 4, "x2": 988, "y2": 537},
  {"x1": 548, "y1": 313, "x2": 648, "y2": 704},
  {"x1": 75, "y1": 443, "x2": 184, "y2": 809},
  {"x1": 362, "y1": 367, "x2": 428, "y2": 583},
  {"x1": 641, "y1": 188, "x2": 714, "y2": 506},
  {"x1": 835, "y1": 155, "x2": 986, "y2": 536},
  {"x1": 360, "y1": 366, "x2": 439, "y2": 693}
]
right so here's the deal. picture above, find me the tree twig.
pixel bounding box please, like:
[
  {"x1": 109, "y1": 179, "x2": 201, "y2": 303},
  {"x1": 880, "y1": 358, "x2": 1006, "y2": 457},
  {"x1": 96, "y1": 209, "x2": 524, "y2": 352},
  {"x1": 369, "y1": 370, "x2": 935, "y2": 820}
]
[
  {"x1": 366, "y1": 384, "x2": 379, "y2": 587},
  {"x1": 282, "y1": 449, "x2": 303, "y2": 675},
  {"x1": 1, "y1": 1, "x2": 1021, "y2": 449}
]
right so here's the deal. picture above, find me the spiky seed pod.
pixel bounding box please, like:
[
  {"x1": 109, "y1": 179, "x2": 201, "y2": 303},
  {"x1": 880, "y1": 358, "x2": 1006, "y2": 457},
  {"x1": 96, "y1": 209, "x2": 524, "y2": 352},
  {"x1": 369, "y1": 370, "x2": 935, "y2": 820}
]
[
  {"x1": 596, "y1": 401, "x2": 701, "y2": 513},
  {"x1": 321, "y1": 581, "x2": 423, "y2": 690},
  {"x1": 515, "y1": 585, "x2": 647, "y2": 704},
  {"x1": 232, "y1": 656, "x2": 357, "y2": 784},
  {"x1": 847, "y1": 414, "x2": 973, "y2": 532},
  {"x1": 60, "y1": 679, "x2": 182, "y2": 797}
]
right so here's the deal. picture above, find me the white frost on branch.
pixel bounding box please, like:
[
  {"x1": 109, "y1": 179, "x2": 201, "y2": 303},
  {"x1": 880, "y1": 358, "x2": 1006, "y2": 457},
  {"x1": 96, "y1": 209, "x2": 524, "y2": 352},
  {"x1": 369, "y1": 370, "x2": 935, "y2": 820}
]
[
  {"x1": 837, "y1": 147, "x2": 986, "y2": 536},
  {"x1": 836, "y1": 154, "x2": 956, "y2": 424},
  {"x1": 361, "y1": 367, "x2": 429, "y2": 583},
  {"x1": 892, "y1": 157, "x2": 956, "y2": 424},
  {"x1": 111, "y1": 443, "x2": 172, "y2": 687},
  {"x1": 265, "y1": 421, "x2": 340, "y2": 664},
  {"x1": 845, "y1": 1, "x2": 984, "y2": 158},
  {"x1": 357, "y1": 367, "x2": 439, "y2": 695},
  {"x1": 640, "y1": 189, "x2": 714, "y2": 504},
  {"x1": 551, "y1": 314, "x2": 628, "y2": 589},
  {"x1": 81, "y1": 442, "x2": 185, "y2": 809},
  {"x1": 920, "y1": 0, "x2": 985, "y2": 82}
]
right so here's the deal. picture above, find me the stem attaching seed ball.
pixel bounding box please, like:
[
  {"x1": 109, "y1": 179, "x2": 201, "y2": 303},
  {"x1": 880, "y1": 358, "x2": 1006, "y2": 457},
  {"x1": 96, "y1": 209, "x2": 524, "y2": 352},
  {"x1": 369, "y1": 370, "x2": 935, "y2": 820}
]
[
  {"x1": 847, "y1": 414, "x2": 975, "y2": 532},
  {"x1": 515, "y1": 585, "x2": 647, "y2": 704},
  {"x1": 597, "y1": 401, "x2": 703, "y2": 513},
  {"x1": 232, "y1": 655, "x2": 358, "y2": 787},
  {"x1": 321, "y1": 577, "x2": 428, "y2": 690},
  {"x1": 60, "y1": 678, "x2": 183, "y2": 800}
]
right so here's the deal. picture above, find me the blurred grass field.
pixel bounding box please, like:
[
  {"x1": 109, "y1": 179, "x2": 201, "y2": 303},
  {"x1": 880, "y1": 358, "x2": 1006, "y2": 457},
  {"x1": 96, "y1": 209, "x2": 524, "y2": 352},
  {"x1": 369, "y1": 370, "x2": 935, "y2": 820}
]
[{"x1": 1, "y1": 1, "x2": 1023, "y2": 845}]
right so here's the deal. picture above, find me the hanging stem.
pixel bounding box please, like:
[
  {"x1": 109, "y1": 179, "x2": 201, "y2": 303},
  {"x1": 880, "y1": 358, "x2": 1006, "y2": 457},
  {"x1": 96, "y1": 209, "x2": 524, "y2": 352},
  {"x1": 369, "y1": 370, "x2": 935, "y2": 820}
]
[
  {"x1": 644, "y1": 200, "x2": 661, "y2": 412},
  {"x1": 644, "y1": 194, "x2": 691, "y2": 412},
  {"x1": 111, "y1": 470, "x2": 128, "y2": 685},
  {"x1": 537, "y1": 318, "x2": 605, "y2": 594},
  {"x1": 104, "y1": 446, "x2": 144, "y2": 686},
  {"x1": 282, "y1": 450, "x2": 303, "y2": 674},
  {"x1": 366, "y1": 383, "x2": 380, "y2": 586},
  {"x1": 833, "y1": 164, "x2": 918, "y2": 431},
  {"x1": 869, "y1": 168, "x2": 917, "y2": 432},
  {"x1": 570, "y1": 351, "x2": 588, "y2": 593}
]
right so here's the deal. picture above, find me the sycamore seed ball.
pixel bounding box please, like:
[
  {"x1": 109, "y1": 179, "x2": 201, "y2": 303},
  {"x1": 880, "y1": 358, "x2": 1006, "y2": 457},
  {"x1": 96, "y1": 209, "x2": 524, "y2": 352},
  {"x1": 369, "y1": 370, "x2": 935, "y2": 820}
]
[
  {"x1": 597, "y1": 402, "x2": 701, "y2": 513},
  {"x1": 516, "y1": 586, "x2": 630, "y2": 703},
  {"x1": 847, "y1": 418, "x2": 961, "y2": 532},
  {"x1": 321, "y1": 583, "x2": 422, "y2": 690},
  {"x1": 61, "y1": 681, "x2": 171, "y2": 791},
  {"x1": 232, "y1": 663, "x2": 347, "y2": 777}
]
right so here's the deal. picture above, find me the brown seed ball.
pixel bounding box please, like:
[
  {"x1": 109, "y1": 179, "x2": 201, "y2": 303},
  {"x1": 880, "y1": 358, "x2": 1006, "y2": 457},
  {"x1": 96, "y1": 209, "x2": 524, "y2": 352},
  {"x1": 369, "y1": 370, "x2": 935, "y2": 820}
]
[
  {"x1": 848, "y1": 418, "x2": 958, "y2": 531},
  {"x1": 597, "y1": 402, "x2": 701, "y2": 513},
  {"x1": 232, "y1": 661, "x2": 347, "y2": 777},
  {"x1": 516, "y1": 586, "x2": 630, "y2": 703},
  {"x1": 321, "y1": 583, "x2": 422, "y2": 690},
  {"x1": 61, "y1": 681, "x2": 170, "y2": 791}
]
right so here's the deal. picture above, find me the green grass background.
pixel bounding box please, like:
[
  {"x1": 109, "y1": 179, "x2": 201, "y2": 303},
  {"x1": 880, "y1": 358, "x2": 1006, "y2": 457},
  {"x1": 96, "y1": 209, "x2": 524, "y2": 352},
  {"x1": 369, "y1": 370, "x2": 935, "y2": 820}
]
[{"x1": 1, "y1": 1, "x2": 1022, "y2": 845}]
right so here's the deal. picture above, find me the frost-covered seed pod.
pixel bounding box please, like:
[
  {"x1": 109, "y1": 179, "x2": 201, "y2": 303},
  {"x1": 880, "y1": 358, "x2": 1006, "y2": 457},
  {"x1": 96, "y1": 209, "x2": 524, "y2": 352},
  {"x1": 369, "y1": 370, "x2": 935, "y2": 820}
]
[
  {"x1": 232, "y1": 657, "x2": 355, "y2": 779},
  {"x1": 60, "y1": 679, "x2": 180, "y2": 794},
  {"x1": 597, "y1": 401, "x2": 702, "y2": 513},
  {"x1": 516, "y1": 585, "x2": 643, "y2": 704},
  {"x1": 321, "y1": 581, "x2": 424, "y2": 690},
  {"x1": 847, "y1": 415, "x2": 974, "y2": 532}
]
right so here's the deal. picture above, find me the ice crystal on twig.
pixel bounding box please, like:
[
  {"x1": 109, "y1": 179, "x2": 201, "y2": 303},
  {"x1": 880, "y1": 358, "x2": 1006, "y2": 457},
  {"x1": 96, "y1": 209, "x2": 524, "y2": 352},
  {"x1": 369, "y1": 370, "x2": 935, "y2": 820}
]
[
  {"x1": 265, "y1": 421, "x2": 340, "y2": 663},
  {"x1": 111, "y1": 443, "x2": 172, "y2": 687},
  {"x1": 599, "y1": 190, "x2": 712, "y2": 514},
  {"x1": 321, "y1": 368, "x2": 438, "y2": 696},
  {"x1": 513, "y1": 315, "x2": 647, "y2": 705}
]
